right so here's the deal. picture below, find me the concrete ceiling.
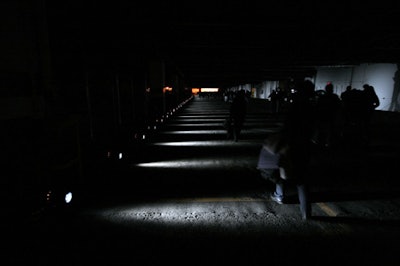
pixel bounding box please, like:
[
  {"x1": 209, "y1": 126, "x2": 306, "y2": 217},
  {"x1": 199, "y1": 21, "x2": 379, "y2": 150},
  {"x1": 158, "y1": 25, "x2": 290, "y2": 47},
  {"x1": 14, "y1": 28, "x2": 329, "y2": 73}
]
[{"x1": 45, "y1": 1, "x2": 400, "y2": 88}]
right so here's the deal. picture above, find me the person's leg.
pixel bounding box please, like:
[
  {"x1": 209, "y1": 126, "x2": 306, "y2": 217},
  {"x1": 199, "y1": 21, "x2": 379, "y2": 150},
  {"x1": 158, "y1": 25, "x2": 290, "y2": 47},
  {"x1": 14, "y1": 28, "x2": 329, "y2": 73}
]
[
  {"x1": 226, "y1": 120, "x2": 233, "y2": 139},
  {"x1": 233, "y1": 126, "x2": 239, "y2": 141},
  {"x1": 297, "y1": 184, "x2": 311, "y2": 220},
  {"x1": 270, "y1": 181, "x2": 285, "y2": 204},
  {"x1": 233, "y1": 121, "x2": 242, "y2": 142}
]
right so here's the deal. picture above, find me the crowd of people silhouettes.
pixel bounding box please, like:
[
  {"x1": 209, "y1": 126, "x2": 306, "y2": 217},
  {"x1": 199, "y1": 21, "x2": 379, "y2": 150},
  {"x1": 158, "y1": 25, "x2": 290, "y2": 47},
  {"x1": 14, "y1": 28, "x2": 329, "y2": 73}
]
[
  {"x1": 257, "y1": 80, "x2": 381, "y2": 220},
  {"x1": 226, "y1": 81, "x2": 381, "y2": 219},
  {"x1": 340, "y1": 84, "x2": 380, "y2": 146}
]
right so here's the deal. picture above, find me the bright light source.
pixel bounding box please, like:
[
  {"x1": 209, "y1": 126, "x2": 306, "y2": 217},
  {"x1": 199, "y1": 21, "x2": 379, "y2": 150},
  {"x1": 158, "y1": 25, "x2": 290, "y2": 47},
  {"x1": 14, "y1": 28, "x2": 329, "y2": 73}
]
[
  {"x1": 201, "y1": 88, "x2": 219, "y2": 92},
  {"x1": 119, "y1": 153, "x2": 123, "y2": 159},
  {"x1": 191, "y1": 88, "x2": 200, "y2": 94},
  {"x1": 65, "y1": 192, "x2": 72, "y2": 204},
  {"x1": 163, "y1": 86, "x2": 172, "y2": 92},
  {"x1": 46, "y1": 190, "x2": 52, "y2": 201}
]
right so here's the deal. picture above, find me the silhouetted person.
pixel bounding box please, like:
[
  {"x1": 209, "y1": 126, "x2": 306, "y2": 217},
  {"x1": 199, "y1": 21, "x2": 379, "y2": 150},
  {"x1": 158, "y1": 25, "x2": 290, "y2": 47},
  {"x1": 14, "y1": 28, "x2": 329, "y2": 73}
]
[
  {"x1": 340, "y1": 85, "x2": 352, "y2": 126},
  {"x1": 268, "y1": 87, "x2": 284, "y2": 114},
  {"x1": 362, "y1": 84, "x2": 380, "y2": 110},
  {"x1": 269, "y1": 79, "x2": 316, "y2": 220},
  {"x1": 361, "y1": 84, "x2": 380, "y2": 144},
  {"x1": 340, "y1": 87, "x2": 366, "y2": 146},
  {"x1": 227, "y1": 90, "x2": 247, "y2": 141},
  {"x1": 312, "y1": 83, "x2": 341, "y2": 148},
  {"x1": 268, "y1": 89, "x2": 278, "y2": 113},
  {"x1": 340, "y1": 85, "x2": 352, "y2": 101},
  {"x1": 390, "y1": 63, "x2": 400, "y2": 112}
]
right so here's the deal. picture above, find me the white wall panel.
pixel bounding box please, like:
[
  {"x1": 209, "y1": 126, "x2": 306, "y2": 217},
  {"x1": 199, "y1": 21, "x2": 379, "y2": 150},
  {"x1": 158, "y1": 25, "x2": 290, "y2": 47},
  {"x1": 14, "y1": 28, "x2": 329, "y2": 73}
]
[
  {"x1": 315, "y1": 63, "x2": 397, "y2": 111},
  {"x1": 314, "y1": 67, "x2": 354, "y2": 95},
  {"x1": 363, "y1": 63, "x2": 397, "y2": 110},
  {"x1": 250, "y1": 63, "x2": 398, "y2": 111}
]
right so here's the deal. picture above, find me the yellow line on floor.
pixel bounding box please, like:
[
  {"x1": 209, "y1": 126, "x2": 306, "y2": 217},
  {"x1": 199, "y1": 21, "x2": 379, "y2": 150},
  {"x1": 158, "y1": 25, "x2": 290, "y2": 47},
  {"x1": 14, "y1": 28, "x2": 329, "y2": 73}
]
[
  {"x1": 317, "y1": 202, "x2": 353, "y2": 234},
  {"x1": 317, "y1": 202, "x2": 338, "y2": 216}
]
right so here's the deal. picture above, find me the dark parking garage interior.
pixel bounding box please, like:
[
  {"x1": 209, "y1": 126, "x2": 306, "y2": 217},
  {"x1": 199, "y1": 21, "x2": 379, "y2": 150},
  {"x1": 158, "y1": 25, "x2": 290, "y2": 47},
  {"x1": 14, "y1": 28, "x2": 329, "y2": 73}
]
[{"x1": 3, "y1": 1, "x2": 400, "y2": 265}]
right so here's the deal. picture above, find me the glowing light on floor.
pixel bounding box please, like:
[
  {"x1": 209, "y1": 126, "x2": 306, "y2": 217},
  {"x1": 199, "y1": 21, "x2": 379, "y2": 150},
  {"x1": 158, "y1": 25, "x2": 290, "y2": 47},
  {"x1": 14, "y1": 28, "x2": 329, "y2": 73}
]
[
  {"x1": 167, "y1": 123, "x2": 227, "y2": 127},
  {"x1": 96, "y1": 199, "x2": 275, "y2": 230},
  {"x1": 65, "y1": 192, "x2": 73, "y2": 204},
  {"x1": 158, "y1": 128, "x2": 272, "y2": 135},
  {"x1": 159, "y1": 130, "x2": 227, "y2": 134},
  {"x1": 134, "y1": 157, "x2": 256, "y2": 169},
  {"x1": 172, "y1": 116, "x2": 228, "y2": 120},
  {"x1": 151, "y1": 140, "x2": 260, "y2": 147}
]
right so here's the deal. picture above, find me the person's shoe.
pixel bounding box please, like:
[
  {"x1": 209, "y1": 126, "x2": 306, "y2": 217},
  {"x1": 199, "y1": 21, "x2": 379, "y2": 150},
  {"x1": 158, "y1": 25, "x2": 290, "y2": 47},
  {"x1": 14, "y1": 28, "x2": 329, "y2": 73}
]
[
  {"x1": 301, "y1": 209, "x2": 312, "y2": 220},
  {"x1": 270, "y1": 193, "x2": 284, "y2": 204},
  {"x1": 302, "y1": 213, "x2": 311, "y2": 220}
]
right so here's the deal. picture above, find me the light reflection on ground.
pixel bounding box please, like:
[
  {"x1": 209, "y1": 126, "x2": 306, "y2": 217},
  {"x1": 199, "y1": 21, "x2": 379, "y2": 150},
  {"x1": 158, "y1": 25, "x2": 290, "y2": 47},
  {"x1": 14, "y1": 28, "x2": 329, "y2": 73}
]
[
  {"x1": 151, "y1": 140, "x2": 260, "y2": 147},
  {"x1": 157, "y1": 129, "x2": 273, "y2": 135},
  {"x1": 134, "y1": 157, "x2": 256, "y2": 168},
  {"x1": 95, "y1": 199, "x2": 280, "y2": 233},
  {"x1": 88, "y1": 198, "x2": 326, "y2": 238}
]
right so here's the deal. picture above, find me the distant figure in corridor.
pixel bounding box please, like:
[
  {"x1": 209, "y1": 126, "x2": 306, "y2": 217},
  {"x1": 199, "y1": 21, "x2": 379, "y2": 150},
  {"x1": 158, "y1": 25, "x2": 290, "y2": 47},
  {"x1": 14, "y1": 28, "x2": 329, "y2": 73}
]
[
  {"x1": 390, "y1": 63, "x2": 400, "y2": 112},
  {"x1": 361, "y1": 84, "x2": 380, "y2": 144},
  {"x1": 312, "y1": 82, "x2": 341, "y2": 148},
  {"x1": 340, "y1": 85, "x2": 353, "y2": 126},
  {"x1": 227, "y1": 90, "x2": 247, "y2": 142},
  {"x1": 268, "y1": 87, "x2": 284, "y2": 114},
  {"x1": 269, "y1": 79, "x2": 316, "y2": 220}
]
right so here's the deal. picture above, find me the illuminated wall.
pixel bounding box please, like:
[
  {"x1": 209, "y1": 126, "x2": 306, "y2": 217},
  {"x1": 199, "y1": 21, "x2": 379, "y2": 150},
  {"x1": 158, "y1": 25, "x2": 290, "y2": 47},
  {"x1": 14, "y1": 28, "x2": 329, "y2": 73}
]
[
  {"x1": 315, "y1": 63, "x2": 397, "y2": 111},
  {"x1": 254, "y1": 81, "x2": 279, "y2": 99},
  {"x1": 249, "y1": 63, "x2": 398, "y2": 111},
  {"x1": 228, "y1": 84, "x2": 252, "y2": 94}
]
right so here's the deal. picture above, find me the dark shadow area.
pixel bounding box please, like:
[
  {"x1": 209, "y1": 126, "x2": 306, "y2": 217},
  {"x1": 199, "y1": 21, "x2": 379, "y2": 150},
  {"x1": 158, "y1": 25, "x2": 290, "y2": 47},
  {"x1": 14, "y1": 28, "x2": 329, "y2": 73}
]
[
  {"x1": 311, "y1": 215, "x2": 400, "y2": 227},
  {"x1": 310, "y1": 190, "x2": 400, "y2": 203}
]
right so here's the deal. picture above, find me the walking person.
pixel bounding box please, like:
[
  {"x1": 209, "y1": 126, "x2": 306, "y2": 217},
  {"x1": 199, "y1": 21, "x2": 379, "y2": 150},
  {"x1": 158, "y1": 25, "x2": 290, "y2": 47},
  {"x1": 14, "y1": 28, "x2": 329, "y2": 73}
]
[
  {"x1": 360, "y1": 84, "x2": 380, "y2": 144},
  {"x1": 312, "y1": 82, "x2": 341, "y2": 148},
  {"x1": 227, "y1": 90, "x2": 247, "y2": 142},
  {"x1": 268, "y1": 79, "x2": 316, "y2": 220},
  {"x1": 340, "y1": 85, "x2": 353, "y2": 137}
]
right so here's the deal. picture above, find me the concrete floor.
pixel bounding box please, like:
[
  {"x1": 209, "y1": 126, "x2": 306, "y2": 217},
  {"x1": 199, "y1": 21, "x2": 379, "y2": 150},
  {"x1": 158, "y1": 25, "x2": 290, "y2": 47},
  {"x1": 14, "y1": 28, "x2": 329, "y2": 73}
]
[{"x1": 7, "y1": 95, "x2": 400, "y2": 265}]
